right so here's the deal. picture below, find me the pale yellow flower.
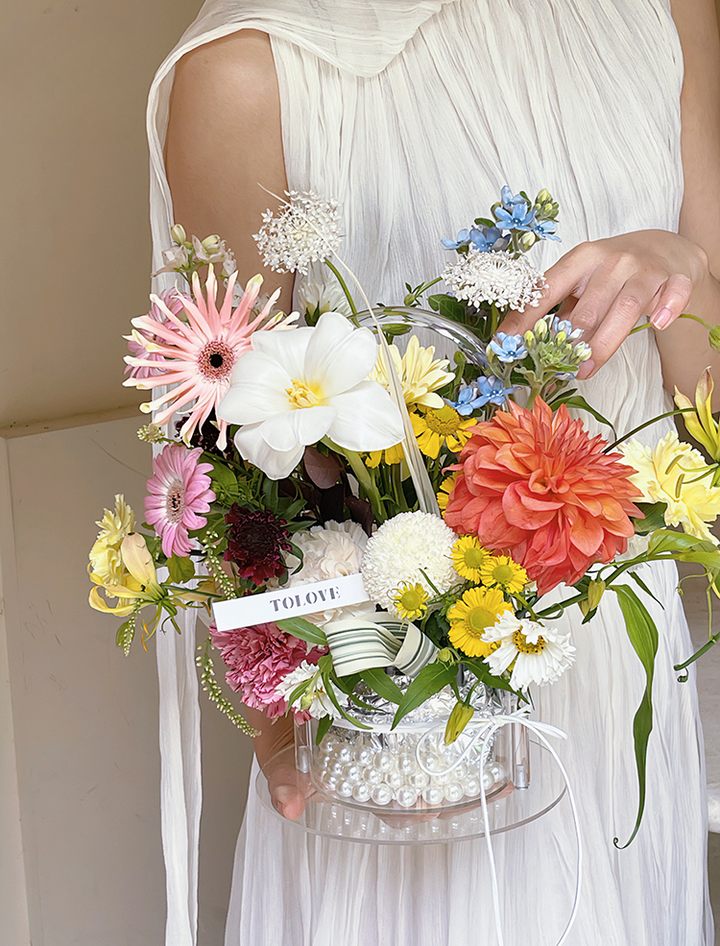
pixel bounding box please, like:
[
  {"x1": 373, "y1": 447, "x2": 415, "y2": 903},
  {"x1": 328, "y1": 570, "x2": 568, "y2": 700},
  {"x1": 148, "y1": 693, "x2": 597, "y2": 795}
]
[
  {"x1": 619, "y1": 432, "x2": 720, "y2": 543},
  {"x1": 88, "y1": 495, "x2": 137, "y2": 587},
  {"x1": 369, "y1": 336, "x2": 454, "y2": 410},
  {"x1": 95, "y1": 494, "x2": 135, "y2": 545}
]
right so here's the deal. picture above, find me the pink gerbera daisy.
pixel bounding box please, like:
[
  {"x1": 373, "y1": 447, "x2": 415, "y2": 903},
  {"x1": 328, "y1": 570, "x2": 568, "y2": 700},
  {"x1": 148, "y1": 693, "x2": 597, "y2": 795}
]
[
  {"x1": 145, "y1": 443, "x2": 216, "y2": 557},
  {"x1": 124, "y1": 288, "x2": 186, "y2": 380},
  {"x1": 124, "y1": 268, "x2": 291, "y2": 449}
]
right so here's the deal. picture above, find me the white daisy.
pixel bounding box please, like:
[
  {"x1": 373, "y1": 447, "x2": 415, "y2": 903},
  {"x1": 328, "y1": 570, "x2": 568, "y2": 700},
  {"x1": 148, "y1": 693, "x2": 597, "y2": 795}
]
[{"x1": 481, "y1": 612, "x2": 575, "y2": 689}]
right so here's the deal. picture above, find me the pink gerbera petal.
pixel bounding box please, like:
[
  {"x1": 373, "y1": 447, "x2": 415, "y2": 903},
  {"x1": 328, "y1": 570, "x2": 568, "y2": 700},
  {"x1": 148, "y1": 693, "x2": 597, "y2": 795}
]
[{"x1": 144, "y1": 444, "x2": 216, "y2": 558}]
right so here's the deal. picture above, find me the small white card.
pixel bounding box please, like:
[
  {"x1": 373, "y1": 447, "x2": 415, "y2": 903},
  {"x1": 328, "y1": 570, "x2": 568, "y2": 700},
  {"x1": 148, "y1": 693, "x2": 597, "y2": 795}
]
[{"x1": 211, "y1": 572, "x2": 371, "y2": 631}]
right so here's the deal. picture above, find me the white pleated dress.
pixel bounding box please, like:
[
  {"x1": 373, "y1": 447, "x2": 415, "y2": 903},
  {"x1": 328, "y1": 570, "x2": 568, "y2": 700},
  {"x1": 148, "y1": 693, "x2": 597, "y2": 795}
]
[{"x1": 147, "y1": 2, "x2": 713, "y2": 944}]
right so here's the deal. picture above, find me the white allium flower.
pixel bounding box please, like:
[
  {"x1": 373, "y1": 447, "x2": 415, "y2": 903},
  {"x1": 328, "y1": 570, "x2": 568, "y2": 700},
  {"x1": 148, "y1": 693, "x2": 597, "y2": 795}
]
[
  {"x1": 481, "y1": 613, "x2": 575, "y2": 689},
  {"x1": 282, "y1": 521, "x2": 374, "y2": 626},
  {"x1": 275, "y1": 660, "x2": 337, "y2": 719},
  {"x1": 443, "y1": 249, "x2": 546, "y2": 312},
  {"x1": 298, "y1": 266, "x2": 353, "y2": 319},
  {"x1": 361, "y1": 511, "x2": 459, "y2": 615},
  {"x1": 254, "y1": 191, "x2": 341, "y2": 275}
]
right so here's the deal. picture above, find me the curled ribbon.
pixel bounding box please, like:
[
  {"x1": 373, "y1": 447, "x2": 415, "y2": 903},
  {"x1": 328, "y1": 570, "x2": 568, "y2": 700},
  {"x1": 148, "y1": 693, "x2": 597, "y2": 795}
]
[
  {"x1": 416, "y1": 709, "x2": 583, "y2": 946},
  {"x1": 323, "y1": 612, "x2": 437, "y2": 676}
]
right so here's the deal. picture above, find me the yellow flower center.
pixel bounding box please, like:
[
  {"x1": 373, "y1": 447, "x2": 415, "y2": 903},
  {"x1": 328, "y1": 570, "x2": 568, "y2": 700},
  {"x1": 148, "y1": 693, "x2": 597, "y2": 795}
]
[
  {"x1": 397, "y1": 587, "x2": 425, "y2": 611},
  {"x1": 490, "y1": 563, "x2": 515, "y2": 586},
  {"x1": 467, "y1": 608, "x2": 497, "y2": 636},
  {"x1": 512, "y1": 630, "x2": 546, "y2": 654},
  {"x1": 463, "y1": 546, "x2": 487, "y2": 569},
  {"x1": 286, "y1": 379, "x2": 320, "y2": 409},
  {"x1": 424, "y1": 405, "x2": 463, "y2": 436}
]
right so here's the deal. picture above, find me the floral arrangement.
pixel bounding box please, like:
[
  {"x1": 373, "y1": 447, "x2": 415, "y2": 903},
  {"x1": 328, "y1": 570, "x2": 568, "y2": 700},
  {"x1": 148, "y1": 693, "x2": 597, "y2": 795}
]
[{"x1": 89, "y1": 186, "x2": 720, "y2": 841}]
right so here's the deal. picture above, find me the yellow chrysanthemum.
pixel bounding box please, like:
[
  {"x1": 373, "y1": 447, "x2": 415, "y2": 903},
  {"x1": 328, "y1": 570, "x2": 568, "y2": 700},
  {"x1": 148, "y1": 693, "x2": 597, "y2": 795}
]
[
  {"x1": 437, "y1": 472, "x2": 459, "y2": 512},
  {"x1": 480, "y1": 555, "x2": 528, "y2": 594},
  {"x1": 365, "y1": 441, "x2": 405, "y2": 468},
  {"x1": 369, "y1": 335, "x2": 454, "y2": 409},
  {"x1": 95, "y1": 494, "x2": 135, "y2": 545},
  {"x1": 447, "y1": 586, "x2": 512, "y2": 657},
  {"x1": 411, "y1": 406, "x2": 476, "y2": 459},
  {"x1": 392, "y1": 582, "x2": 429, "y2": 621},
  {"x1": 619, "y1": 431, "x2": 720, "y2": 544},
  {"x1": 452, "y1": 535, "x2": 490, "y2": 582},
  {"x1": 88, "y1": 495, "x2": 137, "y2": 587}
]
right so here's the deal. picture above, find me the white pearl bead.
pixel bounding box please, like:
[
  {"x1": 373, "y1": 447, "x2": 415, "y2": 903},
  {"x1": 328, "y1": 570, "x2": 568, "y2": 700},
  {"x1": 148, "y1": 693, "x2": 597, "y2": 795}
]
[
  {"x1": 444, "y1": 782, "x2": 465, "y2": 803},
  {"x1": 329, "y1": 760, "x2": 345, "y2": 777},
  {"x1": 337, "y1": 745, "x2": 353, "y2": 764},
  {"x1": 482, "y1": 770, "x2": 495, "y2": 791},
  {"x1": 395, "y1": 786, "x2": 419, "y2": 808},
  {"x1": 385, "y1": 770, "x2": 405, "y2": 790},
  {"x1": 320, "y1": 774, "x2": 338, "y2": 792},
  {"x1": 342, "y1": 763, "x2": 362, "y2": 783},
  {"x1": 354, "y1": 746, "x2": 374, "y2": 767},
  {"x1": 371, "y1": 784, "x2": 393, "y2": 806},
  {"x1": 352, "y1": 782, "x2": 371, "y2": 803},
  {"x1": 491, "y1": 762, "x2": 506, "y2": 782},
  {"x1": 374, "y1": 750, "x2": 395, "y2": 773},
  {"x1": 321, "y1": 736, "x2": 339, "y2": 753},
  {"x1": 396, "y1": 752, "x2": 416, "y2": 775},
  {"x1": 364, "y1": 767, "x2": 384, "y2": 786},
  {"x1": 410, "y1": 771, "x2": 430, "y2": 791},
  {"x1": 336, "y1": 779, "x2": 354, "y2": 798},
  {"x1": 422, "y1": 786, "x2": 445, "y2": 806},
  {"x1": 463, "y1": 777, "x2": 481, "y2": 797}
]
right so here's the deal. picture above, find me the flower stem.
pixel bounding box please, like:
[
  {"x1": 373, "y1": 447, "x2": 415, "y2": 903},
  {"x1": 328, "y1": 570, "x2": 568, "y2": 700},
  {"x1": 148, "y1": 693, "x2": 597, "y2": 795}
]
[
  {"x1": 323, "y1": 437, "x2": 385, "y2": 520},
  {"x1": 324, "y1": 257, "x2": 359, "y2": 323}
]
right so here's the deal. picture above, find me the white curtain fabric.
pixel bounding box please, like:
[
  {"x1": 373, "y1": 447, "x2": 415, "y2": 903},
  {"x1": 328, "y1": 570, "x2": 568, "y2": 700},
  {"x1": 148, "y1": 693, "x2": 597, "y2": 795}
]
[{"x1": 147, "y1": 1, "x2": 712, "y2": 943}]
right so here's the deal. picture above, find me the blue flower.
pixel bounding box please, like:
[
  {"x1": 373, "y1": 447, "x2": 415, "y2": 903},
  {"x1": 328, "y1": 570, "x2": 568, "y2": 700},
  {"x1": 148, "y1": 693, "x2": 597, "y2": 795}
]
[
  {"x1": 532, "y1": 218, "x2": 561, "y2": 242},
  {"x1": 450, "y1": 376, "x2": 516, "y2": 414},
  {"x1": 488, "y1": 332, "x2": 528, "y2": 363},
  {"x1": 500, "y1": 185, "x2": 527, "y2": 210},
  {"x1": 442, "y1": 228, "x2": 471, "y2": 250},
  {"x1": 495, "y1": 202, "x2": 535, "y2": 232},
  {"x1": 469, "y1": 226, "x2": 507, "y2": 252}
]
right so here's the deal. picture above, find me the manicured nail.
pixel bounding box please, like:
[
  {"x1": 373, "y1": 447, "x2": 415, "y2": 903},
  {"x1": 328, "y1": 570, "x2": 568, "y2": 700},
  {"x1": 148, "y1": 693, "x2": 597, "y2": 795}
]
[
  {"x1": 577, "y1": 359, "x2": 595, "y2": 380},
  {"x1": 651, "y1": 307, "x2": 672, "y2": 330}
]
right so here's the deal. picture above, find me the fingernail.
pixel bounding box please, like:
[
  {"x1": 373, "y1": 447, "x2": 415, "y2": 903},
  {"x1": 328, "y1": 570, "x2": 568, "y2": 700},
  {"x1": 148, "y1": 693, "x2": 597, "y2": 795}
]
[
  {"x1": 577, "y1": 359, "x2": 595, "y2": 380},
  {"x1": 651, "y1": 307, "x2": 672, "y2": 330}
]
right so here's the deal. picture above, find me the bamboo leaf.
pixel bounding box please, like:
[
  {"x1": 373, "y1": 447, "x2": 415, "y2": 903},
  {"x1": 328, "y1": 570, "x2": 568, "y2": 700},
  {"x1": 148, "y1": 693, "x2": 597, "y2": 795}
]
[
  {"x1": 360, "y1": 667, "x2": 404, "y2": 705},
  {"x1": 392, "y1": 662, "x2": 457, "y2": 728},
  {"x1": 276, "y1": 617, "x2": 328, "y2": 647},
  {"x1": 550, "y1": 394, "x2": 617, "y2": 436},
  {"x1": 611, "y1": 585, "x2": 658, "y2": 848},
  {"x1": 315, "y1": 714, "x2": 333, "y2": 744}
]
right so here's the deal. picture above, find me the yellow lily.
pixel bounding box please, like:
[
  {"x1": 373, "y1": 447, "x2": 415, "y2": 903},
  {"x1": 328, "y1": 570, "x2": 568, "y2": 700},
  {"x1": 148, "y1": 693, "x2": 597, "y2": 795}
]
[
  {"x1": 89, "y1": 585, "x2": 138, "y2": 616},
  {"x1": 120, "y1": 533, "x2": 162, "y2": 593},
  {"x1": 674, "y1": 369, "x2": 720, "y2": 461}
]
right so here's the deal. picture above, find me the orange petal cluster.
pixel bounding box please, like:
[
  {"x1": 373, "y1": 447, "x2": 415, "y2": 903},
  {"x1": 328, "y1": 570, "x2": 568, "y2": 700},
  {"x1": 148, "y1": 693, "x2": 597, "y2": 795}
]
[{"x1": 443, "y1": 399, "x2": 641, "y2": 595}]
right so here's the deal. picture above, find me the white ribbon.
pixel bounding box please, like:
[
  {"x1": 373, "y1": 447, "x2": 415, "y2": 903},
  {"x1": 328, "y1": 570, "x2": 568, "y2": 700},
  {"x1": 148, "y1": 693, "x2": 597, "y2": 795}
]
[
  {"x1": 323, "y1": 612, "x2": 437, "y2": 676},
  {"x1": 416, "y1": 709, "x2": 583, "y2": 946}
]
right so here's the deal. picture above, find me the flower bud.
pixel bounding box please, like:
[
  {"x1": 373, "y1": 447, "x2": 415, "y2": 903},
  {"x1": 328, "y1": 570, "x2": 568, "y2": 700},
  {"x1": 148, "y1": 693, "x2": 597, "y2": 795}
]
[
  {"x1": 444, "y1": 701, "x2": 475, "y2": 745},
  {"x1": 519, "y1": 231, "x2": 537, "y2": 251},
  {"x1": 588, "y1": 579, "x2": 607, "y2": 611},
  {"x1": 533, "y1": 318, "x2": 548, "y2": 339},
  {"x1": 436, "y1": 648, "x2": 455, "y2": 665},
  {"x1": 535, "y1": 188, "x2": 551, "y2": 206},
  {"x1": 170, "y1": 224, "x2": 187, "y2": 246},
  {"x1": 201, "y1": 234, "x2": 222, "y2": 254}
]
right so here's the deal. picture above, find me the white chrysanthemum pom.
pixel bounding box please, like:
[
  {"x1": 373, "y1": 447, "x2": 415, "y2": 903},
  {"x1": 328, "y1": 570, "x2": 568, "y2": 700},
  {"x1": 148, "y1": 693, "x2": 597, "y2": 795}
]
[
  {"x1": 361, "y1": 511, "x2": 460, "y2": 615},
  {"x1": 482, "y1": 612, "x2": 575, "y2": 689},
  {"x1": 442, "y1": 249, "x2": 546, "y2": 311},
  {"x1": 253, "y1": 191, "x2": 341, "y2": 275}
]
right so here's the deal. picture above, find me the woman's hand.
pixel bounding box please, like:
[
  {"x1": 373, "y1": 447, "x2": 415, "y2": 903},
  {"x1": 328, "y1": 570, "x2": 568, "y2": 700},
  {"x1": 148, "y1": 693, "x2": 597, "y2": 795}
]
[
  {"x1": 499, "y1": 229, "x2": 719, "y2": 396},
  {"x1": 244, "y1": 707, "x2": 316, "y2": 820}
]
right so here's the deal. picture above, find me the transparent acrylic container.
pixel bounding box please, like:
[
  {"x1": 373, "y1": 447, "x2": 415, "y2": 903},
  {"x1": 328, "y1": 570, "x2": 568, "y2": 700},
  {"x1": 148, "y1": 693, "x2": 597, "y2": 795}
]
[{"x1": 295, "y1": 684, "x2": 525, "y2": 815}]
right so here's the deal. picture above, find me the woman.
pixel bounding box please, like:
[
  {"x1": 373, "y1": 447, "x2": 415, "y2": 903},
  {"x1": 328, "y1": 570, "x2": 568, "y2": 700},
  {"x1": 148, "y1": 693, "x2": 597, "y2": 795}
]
[{"x1": 148, "y1": 1, "x2": 719, "y2": 943}]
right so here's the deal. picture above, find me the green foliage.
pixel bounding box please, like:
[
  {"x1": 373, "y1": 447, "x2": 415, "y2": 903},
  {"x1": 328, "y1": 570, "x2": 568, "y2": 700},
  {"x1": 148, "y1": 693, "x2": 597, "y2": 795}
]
[
  {"x1": 611, "y1": 585, "x2": 658, "y2": 848},
  {"x1": 196, "y1": 639, "x2": 258, "y2": 736},
  {"x1": 276, "y1": 617, "x2": 328, "y2": 647},
  {"x1": 392, "y1": 661, "x2": 458, "y2": 728},
  {"x1": 167, "y1": 554, "x2": 195, "y2": 584},
  {"x1": 359, "y1": 667, "x2": 404, "y2": 705},
  {"x1": 632, "y1": 502, "x2": 668, "y2": 535}
]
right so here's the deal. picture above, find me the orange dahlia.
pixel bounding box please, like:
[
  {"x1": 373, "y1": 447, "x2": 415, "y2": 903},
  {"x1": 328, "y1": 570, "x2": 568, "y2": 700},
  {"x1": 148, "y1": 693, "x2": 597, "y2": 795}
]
[{"x1": 443, "y1": 398, "x2": 641, "y2": 595}]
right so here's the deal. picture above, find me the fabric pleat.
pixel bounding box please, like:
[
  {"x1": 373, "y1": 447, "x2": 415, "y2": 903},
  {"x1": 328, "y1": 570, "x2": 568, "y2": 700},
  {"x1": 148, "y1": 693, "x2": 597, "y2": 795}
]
[{"x1": 147, "y1": 1, "x2": 713, "y2": 944}]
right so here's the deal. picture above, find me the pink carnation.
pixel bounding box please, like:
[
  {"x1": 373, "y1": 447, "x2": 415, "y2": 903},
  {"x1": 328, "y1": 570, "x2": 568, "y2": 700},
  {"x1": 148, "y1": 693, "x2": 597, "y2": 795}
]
[{"x1": 210, "y1": 621, "x2": 324, "y2": 718}]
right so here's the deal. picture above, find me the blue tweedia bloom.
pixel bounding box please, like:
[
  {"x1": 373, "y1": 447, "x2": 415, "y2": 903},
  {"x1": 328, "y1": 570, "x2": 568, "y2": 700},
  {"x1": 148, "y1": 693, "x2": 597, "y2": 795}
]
[
  {"x1": 442, "y1": 228, "x2": 471, "y2": 249},
  {"x1": 494, "y1": 202, "x2": 535, "y2": 232},
  {"x1": 450, "y1": 376, "x2": 515, "y2": 414},
  {"x1": 469, "y1": 226, "x2": 506, "y2": 252},
  {"x1": 532, "y1": 218, "x2": 561, "y2": 242},
  {"x1": 488, "y1": 332, "x2": 528, "y2": 363},
  {"x1": 500, "y1": 185, "x2": 527, "y2": 209}
]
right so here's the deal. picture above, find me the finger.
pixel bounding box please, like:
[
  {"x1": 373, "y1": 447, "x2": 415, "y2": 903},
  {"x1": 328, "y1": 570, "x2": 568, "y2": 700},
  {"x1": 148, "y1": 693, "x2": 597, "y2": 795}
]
[
  {"x1": 649, "y1": 273, "x2": 693, "y2": 330},
  {"x1": 575, "y1": 273, "x2": 662, "y2": 379},
  {"x1": 271, "y1": 783, "x2": 308, "y2": 820}
]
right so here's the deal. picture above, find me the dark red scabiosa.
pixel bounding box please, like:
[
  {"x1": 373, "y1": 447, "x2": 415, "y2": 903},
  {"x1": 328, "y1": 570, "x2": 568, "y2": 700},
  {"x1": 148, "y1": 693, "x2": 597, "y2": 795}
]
[{"x1": 224, "y1": 504, "x2": 292, "y2": 583}]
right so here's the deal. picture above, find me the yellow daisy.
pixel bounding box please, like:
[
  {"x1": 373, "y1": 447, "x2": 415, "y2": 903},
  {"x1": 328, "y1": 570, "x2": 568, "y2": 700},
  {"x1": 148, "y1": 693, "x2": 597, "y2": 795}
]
[
  {"x1": 452, "y1": 535, "x2": 490, "y2": 583},
  {"x1": 411, "y1": 406, "x2": 476, "y2": 459},
  {"x1": 392, "y1": 582, "x2": 429, "y2": 621},
  {"x1": 480, "y1": 555, "x2": 528, "y2": 594},
  {"x1": 447, "y1": 586, "x2": 512, "y2": 657},
  {"x1": 365, "y1": 442, "x2": 405, "y2": 468},
  {"x1": 437, "y1": 471, "x2": 460, "y2": 512}
]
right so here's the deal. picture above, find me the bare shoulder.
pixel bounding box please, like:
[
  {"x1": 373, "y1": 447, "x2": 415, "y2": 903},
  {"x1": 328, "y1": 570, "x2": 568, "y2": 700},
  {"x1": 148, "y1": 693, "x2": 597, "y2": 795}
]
[{"x1": 166, "y1": 29, "x2": 293, "y2": 301}]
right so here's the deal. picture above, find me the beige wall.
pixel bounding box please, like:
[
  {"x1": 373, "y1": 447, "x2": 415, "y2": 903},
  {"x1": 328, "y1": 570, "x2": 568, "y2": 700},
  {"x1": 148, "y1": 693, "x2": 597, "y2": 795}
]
[{"x1": 1, "y1": 3, "x2": 255, "y2": 945}]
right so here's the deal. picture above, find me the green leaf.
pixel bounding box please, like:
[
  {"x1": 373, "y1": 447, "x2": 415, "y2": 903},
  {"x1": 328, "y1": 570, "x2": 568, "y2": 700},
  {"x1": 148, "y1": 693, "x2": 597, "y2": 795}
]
[
  {"x1": 631, "y1": 502, "x2": 668, "y2": 535},
  {"x1": 392, "y1": 662, "x2": 457, "y2": 728},
  {"x1": 647, "y1": 529, "x2": 716, "y2": 556},
  {"x1": 628, "y1": 570, "x2": 663, "y2": 607},
  {"x1": 319, "y1": 667, "x2": 371, "y2": 729},
  {"x1": 550, "y1": 394, "x2": 617, "y2": 436},
  {"x1": 167, "y1": 554, "x2": 195, "y2": 584},
  {"x1": 276, "y1": 617, "x2": 328, "y2": 647},
  {"x1": 460, "y1": 657, "x2": 516, "y2": 694},
  {"x1": 315, "y1": 714, "x2": 333, "y2": 744},
  {"x1": 611, "y1": 585, "x2": 659, "y2": 848},
  {"x1": 360, "y1": 667, "x2": 404, "y2": 705}
]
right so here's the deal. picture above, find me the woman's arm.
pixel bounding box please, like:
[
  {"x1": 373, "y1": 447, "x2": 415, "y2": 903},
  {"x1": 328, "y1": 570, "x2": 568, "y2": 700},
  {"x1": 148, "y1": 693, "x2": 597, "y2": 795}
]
[
  {"x1": 165, "y1": 30, "x2": 294, "y2": 307},
  {"x1": 500, "y1": 0, "x2": 720, "y2": 400}
]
